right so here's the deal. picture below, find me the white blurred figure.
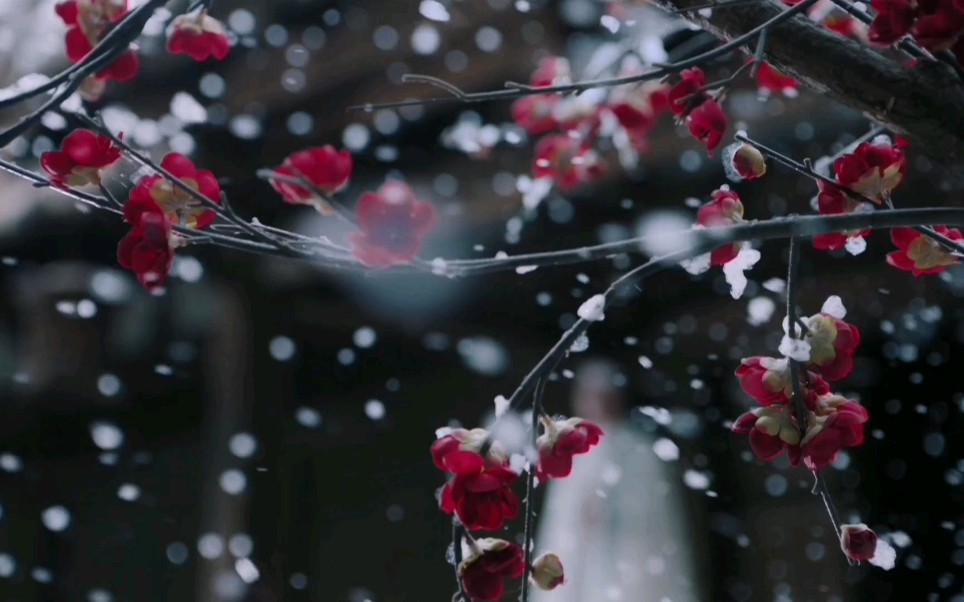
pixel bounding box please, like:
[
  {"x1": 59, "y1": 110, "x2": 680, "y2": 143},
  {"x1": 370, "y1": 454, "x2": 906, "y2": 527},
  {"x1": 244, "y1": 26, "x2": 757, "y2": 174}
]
[{"x1": 531, "y1": 359, "x2": 701, "y2": 602}]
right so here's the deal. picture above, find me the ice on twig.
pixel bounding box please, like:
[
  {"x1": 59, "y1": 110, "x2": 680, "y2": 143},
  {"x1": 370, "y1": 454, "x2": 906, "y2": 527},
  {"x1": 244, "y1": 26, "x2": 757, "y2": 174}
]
[
  {"x1": 569, "y1": 334, "x2": 589, "y2": 353},
  {"x1": 577, "y1": 294, "x2": 606, "y2": 321}
]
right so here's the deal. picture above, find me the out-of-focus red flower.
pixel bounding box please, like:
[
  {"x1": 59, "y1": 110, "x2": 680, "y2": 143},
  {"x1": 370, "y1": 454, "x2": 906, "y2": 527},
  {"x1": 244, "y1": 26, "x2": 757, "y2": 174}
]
[
  {"x1": 56, "y1": 0, "x2": 140, "y2": 85},
  {"x1": 40, "y1": 128, "x2": 120, "y2": 187},
  {"x1": 805, "y1": 313, "x2": 861, "y2": 381},
  {"x1": 800, "y1": 393, "x2": 869, "y2": 470},
  {"x1": 349, "y1": 181, "x2": 437, "y2": 268},
  {"x1": 439, "y1": 457, "x2": 520, "y2": 531},
  {"x1": 270, "y1": 146, "x2": 354, "y2": 213},
  {"x1": 607, "y1": 82, "x2": 669, "y2": 136},
  {"x1": 912, "y1": 6, "x2": 964, "y2": 50},
  {"x1": 511, "y1": 95, "x2": 562, "y2": 136},
  {"x1": 886, "y1": 226, "x2": 963, "y2": 275},
  {"x1": 840, "y1": 524, "x2": 878, "y2": 561},
  {"x1": 755, "y1": 62, "x2": 798, "y2": 97},
  {"x1": 56, "y1": 0, "x2": 127, "y2": 41},
  {"x1": 510, "y1": 57, "x2": 570, "y2": 135},
  {"x1": 431, "y1": 428, "x2": 507, "y2": 472},
  {"x1": 167, "y1": 12, "x2": 231, "y2": 61},
  {"x1": 529, "y1": 56, "x2": 571, "y2": 88},
  {"x1": 458, "y1": 539, "x2": 525, "y2": 601},
  {"x1": 697, "y1": 189, "x2": 744, "y2": 265},
  {"x1": 687, "y1": 99, "x2": 728, "y2": 156},
  {"x1": 667, "y1": 68, "x2": 708, "y2": 117},
  {"x1": 127, "y1": 153, "x2": 221, "y2": 229},
  {"x1": 117, "y1": 209, "x2": 175, "y2": 292},
  {"x1": 824, "y1": 14, "x2": 862, "y2": 37},
  {"x1": 868, "y1": 0, "x2": 918, "y2": 43},
  {"x1": 834, "y1": 141, "x2": 907, "y2": 203},
  {"x1": 536, "y1": 417, "x2": 603, "y2": 481},
  {"x1": 532, "y1": 134, "x2": 604, "y2": 191}
]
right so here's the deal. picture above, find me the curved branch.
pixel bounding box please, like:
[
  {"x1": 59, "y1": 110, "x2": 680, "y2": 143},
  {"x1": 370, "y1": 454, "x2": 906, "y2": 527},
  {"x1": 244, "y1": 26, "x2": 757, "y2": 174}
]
[{"x1": 494, "y1": 205, "x2": 964, "y2": 414}]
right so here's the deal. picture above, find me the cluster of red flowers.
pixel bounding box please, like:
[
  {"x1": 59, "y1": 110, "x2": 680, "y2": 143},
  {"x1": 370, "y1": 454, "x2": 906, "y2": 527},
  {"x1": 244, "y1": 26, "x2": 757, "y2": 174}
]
[
  {"x1": 731, "y1": 296, "x2": 868, "y2": 471},
  {"x1": 812, "y1": 139, "x2": 893, "y2": 252},
  {"x1": 430, "y1": 418, "x2": 602, "y2": 600},
  {"x1": 268, "y1": 146, "x2": 437, "y2": 268},
  {"x1": 810, "y1": 139, "x2": 962, "y2": 276},
  {"x1": 869, "y1": 0, "x2": 964, "y2": 63},
  {"x1": 55, "y1": 0, "x2": 140, "y2": 98},
  {"x1": 511, "y1": 57, "x2": 617, "y2": 192},
  {"x1": 54, "y1": 2, "x2": 230, "y2": 99},
  {"x1": 120, "y1": 153, "x2": 223, "y2": 291},
  {"x1": 38, "y1": 131, "x2": 439, "y2": 289},
  {"x1": 511, "y1": 58, "x2": 803, "y2": 195}
]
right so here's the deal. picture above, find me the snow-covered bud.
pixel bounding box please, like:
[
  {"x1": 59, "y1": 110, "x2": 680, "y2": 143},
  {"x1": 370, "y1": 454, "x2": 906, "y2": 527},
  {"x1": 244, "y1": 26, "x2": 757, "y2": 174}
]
[
  {"x1": 530, "y1": 552, "x2": 565, "y2": 591},
  {"x1": 840, "y1": 523, "x2": 877, "y2": 561},
  {"x1": 730, "y1": 143, "x2": 767, "y2": 180}
]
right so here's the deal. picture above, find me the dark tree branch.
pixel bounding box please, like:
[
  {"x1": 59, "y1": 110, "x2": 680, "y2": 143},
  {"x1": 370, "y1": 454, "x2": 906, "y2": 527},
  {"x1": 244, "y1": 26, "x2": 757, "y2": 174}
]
[{"x1": 659, "y1": 0, "x2": 964, "y2": 162}]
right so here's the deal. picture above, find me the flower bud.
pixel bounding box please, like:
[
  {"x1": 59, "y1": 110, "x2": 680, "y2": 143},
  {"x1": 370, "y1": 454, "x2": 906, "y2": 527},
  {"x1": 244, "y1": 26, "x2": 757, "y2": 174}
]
[
  {"x1": 730, "y1": 143, "x2": 767, "y2": 180},
  {"x1": 530, "y1": 552, "x2": 565, "y2": 591},
  {"x1": 840, "y1": 523, "x2": 877, "y2": 561}
]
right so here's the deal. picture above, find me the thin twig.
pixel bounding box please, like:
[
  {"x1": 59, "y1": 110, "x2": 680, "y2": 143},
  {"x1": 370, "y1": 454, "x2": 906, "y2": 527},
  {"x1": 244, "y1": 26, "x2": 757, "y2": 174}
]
[
  {"x1": 347, "y1": 0, "x2": 820, "y2": 111},
  {"x1": 785, "y1": 235, "x2": 808, "y2": 431},
  {"x1": 452, "y1": 521, "x2": 470, "y2": 602},
  {"x1": 750, "y1": 27, "x2": 768, "y2": 78},
  {"x1": 812, "y1": 473, "x2": 845, "y2": 539},
  {"x1": 519, "y1": 379, "x2": 545, "y2": 602}
]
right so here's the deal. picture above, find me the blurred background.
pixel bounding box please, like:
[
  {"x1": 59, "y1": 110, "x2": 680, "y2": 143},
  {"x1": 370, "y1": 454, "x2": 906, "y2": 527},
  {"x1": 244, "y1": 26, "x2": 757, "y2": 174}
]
[{"x1": 0, "y1": 0, "x2": 962, "y2": 600}]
